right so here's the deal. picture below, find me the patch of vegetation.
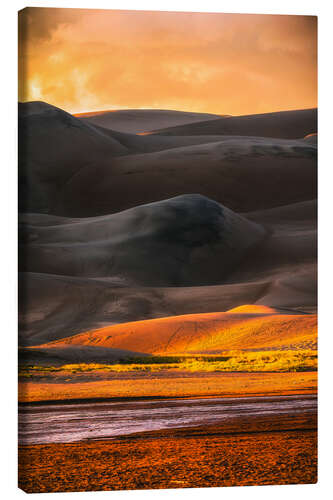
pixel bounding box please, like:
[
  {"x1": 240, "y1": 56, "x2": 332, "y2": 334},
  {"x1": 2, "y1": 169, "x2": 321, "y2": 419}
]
[
  {"x1": 178, "y1": 350, "x2": 317, "y2": 372},
  {"x1": 18, "y1": 350, "x2": 317, "y2": 377}
]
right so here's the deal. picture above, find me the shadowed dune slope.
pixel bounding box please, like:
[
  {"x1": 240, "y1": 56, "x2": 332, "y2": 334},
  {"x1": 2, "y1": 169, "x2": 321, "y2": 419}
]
[
  {"x1": 18, "y1": 199, "x2": 317, "y2": 346},
  {"x1": 19, "y1": 101, "x2": 230, "y2": 163},
  {"x1": 54, "y1": 136, "x2": 316, "y2": 216},
  {"x1": 76, "y1": 109, "x2": 222, "y2": 134},
  {"x1": 89, "y1": 124, "x2": 251, "y2": 155},
  {"x1": 150, "y1": 108, "x2": 317, "y2": 139},
  {"x1": 244, "y1": 199, "x2": 317, "y2": 225},
  {"x1": 35, "y1": 310, "x2": 317, "y2": 355},
  {"x1": 18, "y1": 102, "x2": 316, "y2": 217},
  {"x1": 19, "y1": 194, "x2": 265, "y2": 285},
  {"x1": 18, "y1": 101, "x2": 128, "y2": 213}
]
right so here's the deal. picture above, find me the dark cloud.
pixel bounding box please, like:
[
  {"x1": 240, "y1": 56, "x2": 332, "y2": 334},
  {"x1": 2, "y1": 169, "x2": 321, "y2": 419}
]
[{"x1": 19, "y1": 7, "x2": 80, "y2": 42}]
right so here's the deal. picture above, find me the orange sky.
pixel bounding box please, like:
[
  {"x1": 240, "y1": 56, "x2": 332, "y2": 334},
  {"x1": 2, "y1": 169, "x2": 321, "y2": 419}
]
[{"x1": 18, "y1": 8, "x2": 317, "y2": 115}]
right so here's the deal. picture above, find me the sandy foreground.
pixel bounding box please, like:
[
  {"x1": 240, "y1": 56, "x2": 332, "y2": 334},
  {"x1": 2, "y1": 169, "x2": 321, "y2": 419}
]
[
  {"x1": 18, "y1": 366, "x2": 317, "y2": 493},
  {"x1": 19, "y1": 411, "x2": 317, "y2": 493},
  {"x1": 18, "y1": 371, "x2": 317, "y2": 493},
  {"x1": 18, "y1": 371, "x2": 317, "y2": 403}
]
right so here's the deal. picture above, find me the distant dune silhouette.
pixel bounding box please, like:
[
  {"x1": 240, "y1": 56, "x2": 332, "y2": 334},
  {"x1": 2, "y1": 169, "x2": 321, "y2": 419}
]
[
  {"x1": 149, "y1": 108, "x2": 317, "y2": 139},
  {"x1": 76, "y1": 108, "x2": 223, "y2": 134}
]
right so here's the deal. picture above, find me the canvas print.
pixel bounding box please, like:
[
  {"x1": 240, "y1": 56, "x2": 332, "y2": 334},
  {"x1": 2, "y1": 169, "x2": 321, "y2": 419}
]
[{"x1": 18, "y1": 8, "x2": 317, "y2": 493}]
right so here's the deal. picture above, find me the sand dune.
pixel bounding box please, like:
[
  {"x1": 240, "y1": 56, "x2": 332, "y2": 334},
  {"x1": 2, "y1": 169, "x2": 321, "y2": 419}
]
[
  {"x1": 19, "y1": 265, "x2": 316, "y2": 348},
  {"x1": 34, "y1": 309, "x2": 317, "y2": 355},
  {"x1": 19, "y1": 213, "x2": 78, "y2": 227},
  {"x1": 150, "y1": 108, "x2": 317, "y2": 139},
  {"x1": 244, "y1": 199, "x2": 317, "y2": 225},
  {"x1": 19, "y1": 101, "x2": 232, "y2": 164},
  {"x1": 225, "y1": 305, "x2": 279, "y2": 314},
  {"x1": 18, "y1": 273, "x2": 272, "y2": 346},
  {"x1": 113, "y1": 133, "x2": 317, "y2": 158},
  {"x1": 54, "y1": 136, "x2": 316, "y2": 217},
  {"x1": 19, "y1": 194, "x2": 265, "y2": 284},
  {"x1": 19, "y1": 197, "x2": 317, "y2": 347},
  {"x1": 18, "y1": 101, "x2": 128, "y2": 213},
  {"x1": 90, "y1": 125, "x2": 252, "y2": 155},
  {"x1": 76, "y1": 108, "x2": 222, "y2": 134},
  {"x1": 303, "y1": 133, "x2": 317, "y2": 145}
]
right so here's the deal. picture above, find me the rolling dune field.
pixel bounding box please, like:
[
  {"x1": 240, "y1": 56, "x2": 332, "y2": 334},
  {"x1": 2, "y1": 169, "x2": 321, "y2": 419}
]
[{"x1": 18, "y1": 101, "x2": 317, "y2": 492}]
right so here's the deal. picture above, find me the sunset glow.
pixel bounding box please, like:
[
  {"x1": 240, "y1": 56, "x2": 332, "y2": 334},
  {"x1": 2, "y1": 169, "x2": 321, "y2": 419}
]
[{"x1": 18, "y1": 8, "x2": 317, "y2": 115}]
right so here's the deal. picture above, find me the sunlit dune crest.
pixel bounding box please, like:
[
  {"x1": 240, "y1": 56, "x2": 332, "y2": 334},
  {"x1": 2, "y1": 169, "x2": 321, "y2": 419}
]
[
  {"x1": 303, "y1": 132, "x2": 317, "y2": 145},
  {"x1": 33, "y1": 308, "x2": 317, "y2": 355},
  {"x1": 226, "y1": 305, "x2": 279, "y2": 314}
]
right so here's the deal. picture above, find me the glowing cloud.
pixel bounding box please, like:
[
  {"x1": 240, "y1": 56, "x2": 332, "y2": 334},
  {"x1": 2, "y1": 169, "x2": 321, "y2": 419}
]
[{"x1": 18, "y1": 8, "x2": 317, "y2": 115}]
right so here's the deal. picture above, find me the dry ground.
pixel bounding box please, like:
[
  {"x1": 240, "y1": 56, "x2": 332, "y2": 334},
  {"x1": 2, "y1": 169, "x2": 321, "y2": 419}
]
[
  {"x1": 19, "y1": 416, "x2": 317, "y2": 493},
  {"x1": 18, "y1": 371, "x2": 317, "y2": 403}
]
